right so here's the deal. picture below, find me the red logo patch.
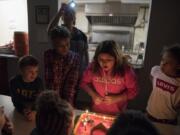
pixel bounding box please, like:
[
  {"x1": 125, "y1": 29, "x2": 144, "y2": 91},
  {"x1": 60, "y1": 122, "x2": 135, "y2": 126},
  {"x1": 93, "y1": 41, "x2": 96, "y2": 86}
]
[{"x1": 156, "y1": 78, "x2": 178, "y2": 94}]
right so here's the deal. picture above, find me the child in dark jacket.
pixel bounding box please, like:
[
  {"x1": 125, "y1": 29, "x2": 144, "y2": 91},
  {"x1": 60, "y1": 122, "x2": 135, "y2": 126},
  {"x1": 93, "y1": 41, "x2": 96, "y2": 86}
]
[{"x1": 9, "y1": 55, "x2": 44, "y2": 121}]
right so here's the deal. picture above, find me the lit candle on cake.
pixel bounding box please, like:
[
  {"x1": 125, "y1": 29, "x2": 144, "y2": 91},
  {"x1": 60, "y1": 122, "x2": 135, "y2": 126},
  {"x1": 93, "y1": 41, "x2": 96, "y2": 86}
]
[{"x1": 85, "y1": 109, "x2": 89, "y2": 114}]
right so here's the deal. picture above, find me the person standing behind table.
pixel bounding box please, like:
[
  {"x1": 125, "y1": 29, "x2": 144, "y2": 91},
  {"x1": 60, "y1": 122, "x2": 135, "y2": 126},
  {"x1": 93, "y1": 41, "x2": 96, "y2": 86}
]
[
  {"x1": 44, "y1": 26, "x2": 80, "y2": 106},
  {"x1": 80, "y1": 40, "x2": 138, "y2": 115},
  {"x1": 9, "y1": 56, "x2": 44, "y2": 121},
  {"x1": 147, "y1": 44, "x2": 180, "y2": 125},
  {"x1": 47, "y1": 3, "x2": 89, "y2": 75}
]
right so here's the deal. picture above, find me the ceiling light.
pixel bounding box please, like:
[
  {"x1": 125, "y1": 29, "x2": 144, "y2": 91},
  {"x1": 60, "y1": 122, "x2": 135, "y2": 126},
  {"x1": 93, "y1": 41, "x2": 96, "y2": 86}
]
[
  {"x1": 109, "y1": 13, "x2": 113, "y2": 16},
  {"x1": 69, "y1": 0, "x2": 76, "y2": 8}
]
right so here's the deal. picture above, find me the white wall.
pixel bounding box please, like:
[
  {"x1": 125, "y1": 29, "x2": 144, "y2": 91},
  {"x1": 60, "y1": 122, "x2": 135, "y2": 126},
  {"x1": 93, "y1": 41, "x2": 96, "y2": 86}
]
[{"x1": 0, "y1": 0, "x2": 28, "y2": 46}]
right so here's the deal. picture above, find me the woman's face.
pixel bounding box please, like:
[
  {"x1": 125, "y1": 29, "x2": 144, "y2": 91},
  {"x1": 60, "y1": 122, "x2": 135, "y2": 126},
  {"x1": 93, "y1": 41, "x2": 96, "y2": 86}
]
[
  {"x1": 98, "y1": 53, "x2": 115, "y2": 73},
  {"x1": 160, "y1": 52, "x2": 179, "y2": 77}
]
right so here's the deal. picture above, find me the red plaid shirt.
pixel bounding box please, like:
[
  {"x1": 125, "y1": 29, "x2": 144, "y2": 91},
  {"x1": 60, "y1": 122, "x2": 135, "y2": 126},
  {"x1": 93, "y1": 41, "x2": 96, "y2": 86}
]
[{"x1": 44, "y1": 49, "x2": 80, "y2": 105}]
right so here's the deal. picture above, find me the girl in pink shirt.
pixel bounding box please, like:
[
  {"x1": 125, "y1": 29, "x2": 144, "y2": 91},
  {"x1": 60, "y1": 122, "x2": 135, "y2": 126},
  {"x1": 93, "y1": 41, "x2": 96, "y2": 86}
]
[{"x1": 80, "y1": 40, "x2": 137, "y2": 115}]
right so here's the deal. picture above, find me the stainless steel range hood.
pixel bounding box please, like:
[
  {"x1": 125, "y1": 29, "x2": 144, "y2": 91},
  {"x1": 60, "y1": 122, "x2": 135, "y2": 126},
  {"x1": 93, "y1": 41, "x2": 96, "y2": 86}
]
[
  {"x1": 84, "y1": 1, "x2": 150, "y2": 53},
  {"x1": 86, "y1": 16, "x2": 137, "y2": 26},
  {"x1": 85, "y1": 2, "x2": 140, "y2": 26}
]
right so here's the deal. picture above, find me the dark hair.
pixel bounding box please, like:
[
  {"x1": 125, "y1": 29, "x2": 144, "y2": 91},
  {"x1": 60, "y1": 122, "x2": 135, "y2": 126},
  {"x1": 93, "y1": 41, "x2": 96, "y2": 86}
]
[
  {"x1": 50, "y1": 26, "x2": 71, "y2": 40},
  {"x1": 162, "y1": 43, "x2": 180, "y2": 76},
  {"x1": 64, "y1": 5, "x2": 76, "y2": 17},
  {"x1": 162, "y1": 43, "x2": 180, "y2": 64},
  {"x1": 63, "y1": 4, "x2": 76, "y2": 25},
  {"x1": 93, "y1": 40, "x2": 130, "y2": 76},
  {"x1": 18, "y1": 55, "x2": 38, "y2": 70},
  {"x1": 107, "y1": 110, "x2": 159, "y2": 135},
  {"x1": 36, "y1": 91, "x2": 73, "y2": 135}
]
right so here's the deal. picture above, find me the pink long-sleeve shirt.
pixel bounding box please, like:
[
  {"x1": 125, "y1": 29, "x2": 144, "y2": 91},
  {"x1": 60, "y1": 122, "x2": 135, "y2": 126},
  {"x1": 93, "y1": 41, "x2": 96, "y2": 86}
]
[{"x1": 80, "y1": 63, "x2": 138, "y2": 115}]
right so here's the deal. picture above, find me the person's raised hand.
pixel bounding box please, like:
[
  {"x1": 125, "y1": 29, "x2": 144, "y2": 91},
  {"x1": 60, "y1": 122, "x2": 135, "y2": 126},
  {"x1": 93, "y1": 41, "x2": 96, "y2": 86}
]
[{"x1": 58, "y1": 3, "x2": 67, "y2": 16}]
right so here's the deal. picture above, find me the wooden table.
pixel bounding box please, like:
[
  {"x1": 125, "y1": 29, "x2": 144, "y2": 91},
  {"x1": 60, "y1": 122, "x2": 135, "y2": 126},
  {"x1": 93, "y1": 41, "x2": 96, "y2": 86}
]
[{"x1": 0, "y1": 95, "x2": 180, "y2": 135}]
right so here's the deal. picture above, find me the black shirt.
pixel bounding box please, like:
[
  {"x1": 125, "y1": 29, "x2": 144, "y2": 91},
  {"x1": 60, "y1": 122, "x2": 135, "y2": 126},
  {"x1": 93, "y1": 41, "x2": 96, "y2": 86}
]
[{"x1": 9, "y1": 75, "x2": 44, "y2": 112}]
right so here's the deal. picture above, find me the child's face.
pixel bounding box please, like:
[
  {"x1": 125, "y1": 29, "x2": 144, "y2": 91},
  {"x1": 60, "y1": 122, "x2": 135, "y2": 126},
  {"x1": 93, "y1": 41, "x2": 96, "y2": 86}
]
[
  {"x1": 98, "y1": 53, "x2": 115, "y2": 73},
  {"x1": 52, "y1": 38, "x2": 70, "y2": 56},
  {"x1": 21, "y1": 66, "x2": 38, "y2": 82},
  {"x1": 160, "y1": 52, "x2": 179, "y2": 77}
]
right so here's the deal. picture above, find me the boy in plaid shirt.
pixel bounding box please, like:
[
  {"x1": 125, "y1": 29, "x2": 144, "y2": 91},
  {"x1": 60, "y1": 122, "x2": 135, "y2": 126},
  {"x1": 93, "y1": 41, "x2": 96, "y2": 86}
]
[{"x1": 44, "y1": 26, "x2": 80, "y2": 106}]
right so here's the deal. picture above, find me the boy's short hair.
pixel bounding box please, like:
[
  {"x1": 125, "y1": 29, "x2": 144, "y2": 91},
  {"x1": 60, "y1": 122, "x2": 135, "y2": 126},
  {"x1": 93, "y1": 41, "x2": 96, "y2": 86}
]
[
  {"x1": 107, "y1": 110, "x2": 159, "y2": 135},
  {"x1": 162, "y1": 43, "x2": 180, "y2": 64},
  {"x1": 50, "y1": 26, "x2": 71, "y2": 40},
  {"x1": 18, "y1": 55, "x2": 39, "y2": 70},
  {"x1": 36, "y1": 91, "x2": 73, "y2": 135}
]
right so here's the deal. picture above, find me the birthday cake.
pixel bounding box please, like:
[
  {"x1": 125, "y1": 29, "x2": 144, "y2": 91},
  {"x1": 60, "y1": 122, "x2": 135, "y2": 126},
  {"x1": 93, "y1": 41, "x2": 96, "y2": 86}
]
[{"x1": 74, "y1": 111, "x2": 115, "y2": 135}]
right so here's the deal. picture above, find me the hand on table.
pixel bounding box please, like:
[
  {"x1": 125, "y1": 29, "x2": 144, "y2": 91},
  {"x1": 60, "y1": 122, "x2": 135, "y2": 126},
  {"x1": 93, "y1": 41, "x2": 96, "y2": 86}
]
[
  {"x1": 2, "y1": 115, "x2": 13, "y2": 135},
  {"x1": 23, "y1": 109, "x2": 36, "y2": 121},
  {"x1": 92, "y1": 95, "x2": 104, "y2": 105},
  {"x1": 103, "y1": 95, "x2": 125, "y2": 105}
]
